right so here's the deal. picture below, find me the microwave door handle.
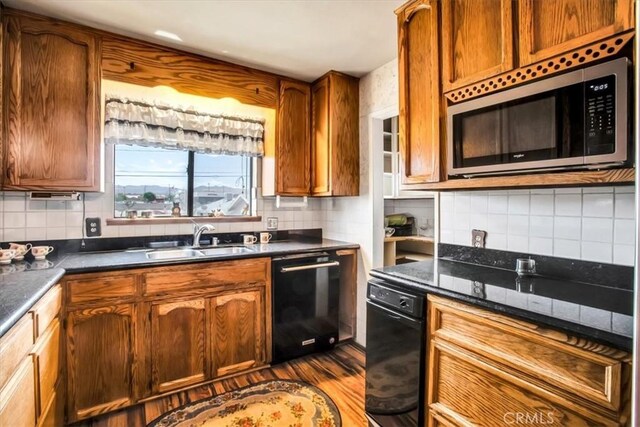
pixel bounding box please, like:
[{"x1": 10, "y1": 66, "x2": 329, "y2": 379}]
[{"x1": 280, "y1": 261, "x2": 340, "y2": 273}]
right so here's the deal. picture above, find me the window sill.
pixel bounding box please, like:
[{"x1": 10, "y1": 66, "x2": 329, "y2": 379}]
[{"x1": 106, "y1": 216, "x2": 262, "y2": 226}]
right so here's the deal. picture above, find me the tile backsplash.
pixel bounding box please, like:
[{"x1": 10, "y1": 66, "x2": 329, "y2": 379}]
[{"x1": 440, "y1": 186, "x2": 636, "y2": 266}]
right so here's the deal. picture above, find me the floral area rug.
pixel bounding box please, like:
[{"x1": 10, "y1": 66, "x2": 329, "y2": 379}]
[{"x1": 148, "y1": 380, "x2": 341, "y2": 427}]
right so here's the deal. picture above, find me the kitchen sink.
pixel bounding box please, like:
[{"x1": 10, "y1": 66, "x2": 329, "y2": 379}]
[
  {"x1": 145, "y1": 246, "x2": 254, "y2": 260},
  {"x1": 198, "y1": 246, "x2": 255, "y2": 256},
  {"x1": 145, "y1": 249, "x2": 204, "y2": 260}
]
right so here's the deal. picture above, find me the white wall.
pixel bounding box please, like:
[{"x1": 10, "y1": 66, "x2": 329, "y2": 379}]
[{"x1": 440, "y1": 186, "x2": 636, "y2": 266}]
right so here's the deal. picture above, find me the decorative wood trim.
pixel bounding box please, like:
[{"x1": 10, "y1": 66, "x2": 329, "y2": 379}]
[
  {"x1": 156, "y1": 299, "x2": 205, "y2": 316},
  {"x1": 444, "y1": 31, "x2": 634, "y2": 104},
  {"x1": 106, "y1": 216, "x2": 262, "y2": 226},
  {"x1": 405, "y1": 168, "x2": 635, "y2": 191}
]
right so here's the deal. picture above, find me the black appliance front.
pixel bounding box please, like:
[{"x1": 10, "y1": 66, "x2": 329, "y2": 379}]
[
  {"x1": 272, "y1": 252, "x2": 340, "y2": 364},
  {"x1": 365, "y1": 280, "x2": 426, "y2": 427}
]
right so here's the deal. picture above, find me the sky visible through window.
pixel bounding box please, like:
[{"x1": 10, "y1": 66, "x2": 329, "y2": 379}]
[{"x1": 114, "y1": 145, "x2": 252, "y2": 217}]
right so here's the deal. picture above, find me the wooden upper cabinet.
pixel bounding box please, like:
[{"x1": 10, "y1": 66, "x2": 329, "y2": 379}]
[
  {"x1": 518, "y1": 0, "x2": 634, "y2": 66},
  {"x1": 311, "y1": 72, "x2": 359, "y2": 196},
  {"x1": 211, "y1": 289, "x2": 266, "y2": 378},
  {"x1": 441, "y1": 0, "x2": 514, "y2": 91},
  {"x1": 397, "y1": 0, "x2": 441, "y2": 185},
  {"x1": 66, "y1": 304, "x2": 137, "y2": 422},
  {"x1": 149, "y1": 299, "x2": 208, "y2": 394},
  {"x1": 3, "y1": 13, "x2": 101, "y2": 191},
  {"x1": 276, "y1": 79, "x2": 311, "y2": 195}
]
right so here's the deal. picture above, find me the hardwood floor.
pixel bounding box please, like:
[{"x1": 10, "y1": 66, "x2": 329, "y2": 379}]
[{"x1": 72, "y1": 343, "x2": 366, "y2": 426}]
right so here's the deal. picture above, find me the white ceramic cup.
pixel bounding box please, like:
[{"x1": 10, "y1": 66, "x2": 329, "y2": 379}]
[
  {"x1": 0, "y1": 249, "x2": 17, "y2": 264},
  {"x1": 31, "y1": 246, "x2": 54, "y2": 260},
  {"x1": 243, "y1": 235, "x2": 258, "y2": 245},
  {"x1": 9, "y1": 242, "x2": 32, "y2": 260},
  {"x1": 260, "y1": 232, "x2": 273, "y2": 244}
]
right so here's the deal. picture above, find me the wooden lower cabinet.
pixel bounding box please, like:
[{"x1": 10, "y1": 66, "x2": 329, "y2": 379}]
[
  {"x1": 0, "y1": 356, "x2": 37, "y2": 426},
  {"x1": 211, "y1": 289, "x2": 266, "y2": 377},
  {"x1": 64, "y1": 258, "x2": 272, "y2": 421},
  {"x1": 66, "y1": 304, "x2": 138, "y2": 422},
  {"x1": 149, "y1": 298, "x2": 207, "y2": 394},
  {"x1": 427, "y1": 295, "x2": 631, "y2": 426}
]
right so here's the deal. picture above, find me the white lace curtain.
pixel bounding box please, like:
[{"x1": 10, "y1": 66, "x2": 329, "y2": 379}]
[{"x1": 104, "y1": 96, "x2": 265, "y2": 157}]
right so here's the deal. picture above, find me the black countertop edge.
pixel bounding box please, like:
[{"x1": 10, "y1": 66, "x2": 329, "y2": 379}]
[
  {"x1": 57, "y1": 240, "x2": 360, "y2": 274},
  {"x1": 0, "y1": 268, "x2": 66, "y2": 338},
  {"x1": 369, "y1": 269, "x2": 633, "y2": 352},
  {"x1": 439, "y1": 243, "x2": 634, "y2": 291}
]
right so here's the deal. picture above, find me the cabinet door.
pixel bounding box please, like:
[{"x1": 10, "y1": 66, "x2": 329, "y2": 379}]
[
  {"x1": 0, "y1": 356, "x2": 36, "y2": 427},
  {"x1": 150, "y1": 298, "x2": 207, "y2": 394},
  {"x1": 66, "y1": 304, "x2": 137, "y2": 422},
  {"x1": 33, "y1": 318, "x2": 61, "y2": 421},
  {"x1": 311, "y1": 76, "x2": 330, "y2": 195},
  {"x1": 441, "y1": 0, "x2": 514, "y2": 91},
  {"x1": 3, "y1": 14, "x2": 101, "y2": 191},
  {"x1": 276, "y1": 80, "x2": 311, "y2": 195},
  {"x1": 518, "y1": 0, "x2": 634, "y2": 66},
  {"x1": 211, "y1": 289, "x2": 266, "y2": 377},
  {"x1": 397, "y1": 0, "x2": 441, "y2": 185}
]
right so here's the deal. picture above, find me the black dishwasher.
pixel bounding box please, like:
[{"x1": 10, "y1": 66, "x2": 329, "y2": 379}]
[
  {"x1": 272, "y1": 252, "x2": 340, "y2": 364},
  {"x1": 365, "y1": 279, "x2": 426, "y2": 427}
]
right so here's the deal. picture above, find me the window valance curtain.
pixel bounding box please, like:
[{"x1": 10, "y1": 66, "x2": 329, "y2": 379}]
[{"x1": 104, "y1": 96, "x2": 265, "y2": 157}]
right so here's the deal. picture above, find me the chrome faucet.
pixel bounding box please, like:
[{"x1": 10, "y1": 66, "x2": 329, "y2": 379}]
[{"x1": 192, "y1": 223, "x2": 216, "y2": 248}]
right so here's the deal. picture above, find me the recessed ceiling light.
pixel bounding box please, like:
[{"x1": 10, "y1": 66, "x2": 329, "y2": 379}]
[
  {"x1": 154, "y1": 30, "x2": 182, "y2": 42},
  {"x1": 222, "y1": 50, "x2": 229, "y2": 54}
]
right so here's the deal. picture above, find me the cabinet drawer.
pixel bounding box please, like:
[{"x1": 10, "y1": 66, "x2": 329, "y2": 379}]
[
  {"x1": 33, "y1": 319, "x2": 61, "y2": 418},
  {"x1": 429, "y1": 296, "x2": 628, "y2": 412},
  {"x1": 428, "y1": 340, "x2": 618, "y2": 427},
  {"x1": 0, "y1": 356, "x2": 37, "y2": 427},
  {"x1": 31, "y1": 285, "x2": 61, "y2": 339},
  {"x1": 144, "y1": 258, "x2": 270, "y2": 295},
  {"x1": 0, "y1": 314, "x2": 34, "y2": 390},
  {"x1": 66, "y1": 273, "x2": 137, "y2": 305}
]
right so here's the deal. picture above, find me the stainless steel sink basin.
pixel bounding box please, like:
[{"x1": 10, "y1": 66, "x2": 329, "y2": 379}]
[
  {"x1": 145, "y1": 246, "x2": 254, "y2": 260},
  {"x1": 146, "y1": 249, "x2": 204, "y2": 260},
  {"x1": 198, "y1": 246, "x2": 254, "y2": 256}
]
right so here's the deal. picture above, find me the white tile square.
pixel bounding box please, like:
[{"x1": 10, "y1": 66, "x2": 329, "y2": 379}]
[
  {"x1": 469, "y1": 194, "x2": 488, "y2": 213},
  {"x1": 554, "y1": 188, "x2": 582, "y2": 194},
  {"x1": 555, "y1": 194, "x2": 582, "y2": 216},
  {"x1": 614, "y1": 185, "x2": 634, "y2": 193},
  {"x1": 507, "y1": 215, "x2": 529, "y2": 236},
  {"x1": 508, "y1": 195, "x2": 529, "y2": 215},
  {"x1": 488, "y1": 195, "x2": 508, "y2": 214},
  {"x1": 454, "y1": 230, "x2": 471, "y2": 246},
  {"x1": 530, "y1": 188, "x2": 554, "y2": 194},
  {"x1": 26, "y1": 201, "x2": 47, "y2": 212},
  {"x1": 4, "y1": 228, "x2": 25, "y2": 241},
  {"x1": 581, "y1": 217, "x2": 613, "y2": 243},
  {"x1": 469, "y1": 213, "x2": 488, "y2": 231},
  {"x1": 582, "y1": 193, "x2": 613, "y2": 218},
  {"x1": 454, "y1": 194, "x2": 470, "y2": 213},
  {"x1": 453, "y1": 212, "x2": 470, "y2": 231},
  {"x1": 581, "y1": 242, "x2": 612, "y2": 263},
  {"x1": 529, "y1": 237, "x2": 553, "y2": 256},
  {"x1": 553, "y1": 239, "x2": 581, "y2": 259},
  {"x1": 440, "y1": 229, "x2": 455, "y2": 244},
  {"x1": 613, "y1": 219, "x2": 635, "y2": 245},
  {"x1": 579, "y1": 306, "x2": 612, "y2": 330},
  {"x1": 66, "y1": 212, "x2": 84, "y2": 228},
  {"x1": 552, "y1": 300, "x2": 580, "y2": 322},
  {"x1": 3, "y1": 195, "x2": 26, "y2": 212},
  {"x1": 487, "y1": 214, "x2": 508, "y2": 234},
  {"x1": 4, "y1": 212, "x2": 26, "y2": 228},
  {"x1": 612, "y1": 313, "x2": 634, "y2": 336},
  {"x1": 486, "y1": 233, "x2": 507, "y2": 250},
  {"x1": 528, "y1": 295, "x2": 552, "y2": 315},
  {"x1": 26, "y1": 212, "x2": 47, "y2": 228},
  {"x1": 66, "y1": 228, "x2": 83, "y2": 239},
  {"x1": 582, "y1": 186, "x2": 614, "y2": 193},
  {"x1": 46, "y1": 200, "x2": 66, "y2": 211},
  {"x1": 529, "y1": 216, "x2": 553, "y2": 238},
  {"x1": 25, "y1": 227, "x2": 48, "y2": 241},
  {"x1": 530, "y1": 194, "x2": 554, "y2": 216},
  {"x1": 46, "y1": 211, "x2": 66, "y2": 228},
  {"x1": 614, "y1": 193, "x2": 634, "y2": 219},
  {"x1": 553, "y1": 216, "x2": 581, "y2": 240},
  {"x1": 507, "y1": 235, "x2": 528, "y2": 252},
  {"x1": 613, "y1": 244, "x2": 635, "y2": 266},
  {"x1": 46, "y1": 227, "x2": 66, "y2": 240}
]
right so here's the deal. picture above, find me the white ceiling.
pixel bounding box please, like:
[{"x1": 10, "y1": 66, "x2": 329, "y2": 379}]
[{"x1": 4, "y1": 0, "x2": 404, "y2": 81}]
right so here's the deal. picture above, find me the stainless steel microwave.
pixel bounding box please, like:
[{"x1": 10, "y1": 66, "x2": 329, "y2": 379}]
[{"x1": 447, "y1": 58, "x2": 631, "y2": 177}]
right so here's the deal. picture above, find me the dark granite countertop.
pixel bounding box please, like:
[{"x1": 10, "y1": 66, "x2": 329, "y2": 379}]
[
  {"x1": 56, "y1": 238, "x2": 359, "y2": 273},
  {"x1": 0, "y1": 237, "x2": 358, "y2": 338},
  {"x1": 370, "y1": 258, "x2": 634, "y2": 351},
  {"x1": 0, "y1": 268, "x2": 65, "y2": 338}
]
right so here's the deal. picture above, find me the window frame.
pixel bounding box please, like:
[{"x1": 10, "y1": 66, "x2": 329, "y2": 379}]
[{"x1": 113, "y1": 145, "x2": 256, "y2": 219}]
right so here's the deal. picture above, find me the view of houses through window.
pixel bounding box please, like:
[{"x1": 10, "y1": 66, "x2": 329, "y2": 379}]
[{"x1": 114, "y1": 145, "x2": 253, "y2": 218}]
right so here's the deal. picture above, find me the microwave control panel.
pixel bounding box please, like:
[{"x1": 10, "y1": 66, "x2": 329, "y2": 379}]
[{"x1": 585, "y1": 74, "x2": 616, "y2": 155}]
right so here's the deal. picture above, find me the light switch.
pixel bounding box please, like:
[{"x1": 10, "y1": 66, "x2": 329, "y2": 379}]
[{"x1": 85, "y1": 217, "x2": 102, "y2": 237}]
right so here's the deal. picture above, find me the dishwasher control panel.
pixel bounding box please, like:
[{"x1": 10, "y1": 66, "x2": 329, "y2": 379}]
[{"x1": 367, "y1": 280, "x2": 423, "y2": 318}]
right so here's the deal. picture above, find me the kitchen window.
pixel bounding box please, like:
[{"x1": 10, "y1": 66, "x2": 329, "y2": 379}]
[{"x1": 114, "y1": 144, "x2": 254, "y2": 218}]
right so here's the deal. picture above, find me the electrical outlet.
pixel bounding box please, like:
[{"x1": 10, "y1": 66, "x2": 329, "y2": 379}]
[
  {"x1": 471, "y1": 229, "x2": 486, "y2": 248},
  {"x1": 266, "y1": 217, "x2": 278, "y2": 230},
  {"x1": 85, "y1": 217, "x2": 102, "y2": 237}
]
